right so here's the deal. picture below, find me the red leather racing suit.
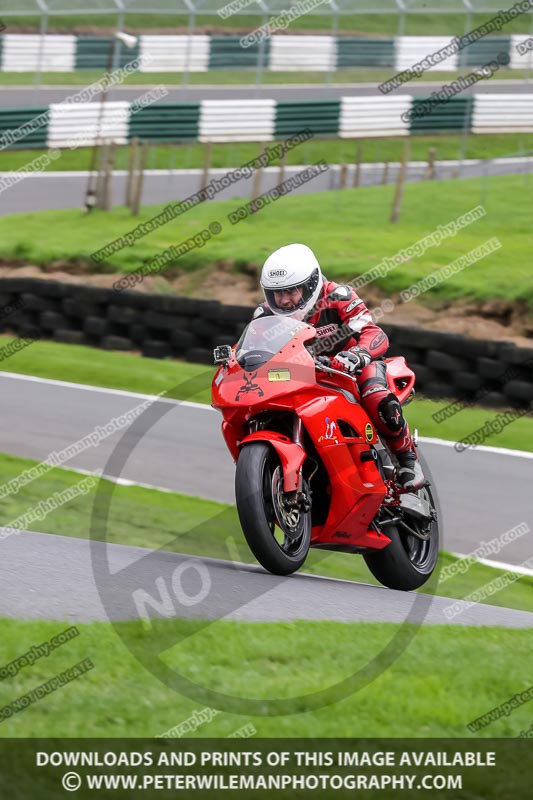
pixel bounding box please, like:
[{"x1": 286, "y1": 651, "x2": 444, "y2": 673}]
[{"x1": 253, "y1": 279, "x2": 414, "y2": 455}]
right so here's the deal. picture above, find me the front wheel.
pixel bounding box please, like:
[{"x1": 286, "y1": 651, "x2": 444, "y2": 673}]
[
  {"x1": 363, "y1": 483, "x2": 439, "y2": 591},
  {"x1": 235, "y1": 443, "x2": 311, "y2": 576}
]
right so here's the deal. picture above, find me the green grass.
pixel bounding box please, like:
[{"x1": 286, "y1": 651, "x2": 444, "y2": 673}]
[
  {"x1": 1, "y1": 174, "x2": 532, "y2": 306},
  {"x1": 0, "y1": 615, "x2": 531, "y2": 738},
  {"x1": 0, "y1": 67, "x2": 529, "y2": 86},
  {"x1": 3, "y1": 11, "x2": 533, "y2": 35},
  {"x1": 1, "y1": 335, "x2": 532, "y2": 452},
  {"x1": 0, "y1": 335, "x2": 211, "y2": 401},
  {"x1": 3, "y1": 133, "x2": 533, "y2": 173},
  {"x1": 0, "y1": 445, "x2": 531, "y2": 611},
  {"x1": 0, "y1": 68, "x2": 375, "y2": 86}
]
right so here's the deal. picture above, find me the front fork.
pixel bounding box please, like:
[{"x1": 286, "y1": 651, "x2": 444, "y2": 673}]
[{"x1": 284, "y1": 417, "x2": 313, "y2": 511}]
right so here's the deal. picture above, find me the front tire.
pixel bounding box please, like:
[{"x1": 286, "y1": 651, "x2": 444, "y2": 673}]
[
  {"x1": 363, "y1": 484, "x2": 439, "y2": 591},
  {"x1": 235, "y1": 443, "x2": 311, "y2": 576}
]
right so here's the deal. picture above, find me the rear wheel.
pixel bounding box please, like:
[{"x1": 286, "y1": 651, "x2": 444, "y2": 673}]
[
  {"x1": 363, "y1": 483, "x2": 439, "y2": 591},
  {"x1": 235, "y1": 442, "x2": 311, "y2": 575}
]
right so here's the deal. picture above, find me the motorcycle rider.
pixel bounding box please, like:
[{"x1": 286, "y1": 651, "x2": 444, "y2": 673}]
[{"x1": 253, "y1": 243, "x2": 425, "y2": 491}]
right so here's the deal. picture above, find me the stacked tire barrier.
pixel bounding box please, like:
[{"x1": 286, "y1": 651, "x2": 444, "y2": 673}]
[
  {"x1": 0, "y1": 277, "x2": 532, "y2": 409},
  {"x1": 0, "y1": 33, "x2": 530, "y2": 73},
  {"x1": 384, "y1": 326, "x2": 533, "y2": 409},
  {"x1": 0, "y1": 278, "x2": 248, "y2": 366},
  {"x1": 3, "y1": 94, "x2": 533, "y2": 150}
]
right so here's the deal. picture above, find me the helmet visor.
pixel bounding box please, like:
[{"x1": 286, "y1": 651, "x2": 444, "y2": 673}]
[{"x1": 263, "y1": 267, "x2": 320, "y2": 315}]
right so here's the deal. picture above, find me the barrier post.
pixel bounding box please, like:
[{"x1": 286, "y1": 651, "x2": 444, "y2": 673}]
[
  {"x1": 95, "y1": 144, "x2": 108, "y2": 209},
  {"x1": 459, "y1": 8, "x2": 472, "y2": 70},
  {"x1": 390, "y1": 139, "x2": 409, "y2": 223},
  {"x1": 338, "y1": 163, "x2": 348, "y2": 190},
  {"x1": 278, "y1": 149, "x2": 286, "y2": 187},
  {"x1": 456, "y1": 97, "x2": 472, "y2": 178},
  {"x1": 397, "y1": 9, "x2": 406, "y2": 36},
  {"x1": 103, "y1": 141, "x2": 116, "y2": 211},
  {"x1": 353, "y1": 141, "x2": 363, "y2": 186},
  {"x1": 425, "y1": 147, "x2": 436, "y2": 180},
  {"x1": 201, "y1": 142, "x2": 212, "y2": 191},
  {"x1": 35, "y1": 12, "x2": 48, "y2": 89},
  {"x1": 126, "y1": 137, "x2": 139, "y2": 208},
  {"x1": 112, "y1": 11, "x2": 125, "y2": 72},
  {"x1": 252, "y1": 143, "x2": 264, "y2": 200},
  {"x1": 255, "y1": 12, "x2": 268, "y2": 89},
  {"x1": 131, "y1": 141, "x2": 148, "y2": 216},
  {"x1": 182, "y1": 8, "x2": 196, "y2": 88},
  {"x1": 480, "y1": 156, "x2": 490, "y2": 206},
  {"x1": 326, "y1": 9, "x2": 339, "y2": 86}
]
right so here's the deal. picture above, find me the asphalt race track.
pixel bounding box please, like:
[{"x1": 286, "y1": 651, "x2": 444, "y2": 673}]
[
  {"x1": 2, "y1": 157, "x2": 531, "y2": 214},
  {"x1": 1, "y1": 79, "x2": 531, "y2": 107},
  {"x1": 0, "y1": 372, "x2": 531, "y2": 570},
  {"x1": 0, "y1": 530, "x2": 531, "y2": 627}
]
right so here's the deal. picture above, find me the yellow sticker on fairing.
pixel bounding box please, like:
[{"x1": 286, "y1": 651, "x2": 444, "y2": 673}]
[
  {"x1": 268, "y1": 369, "x2": 291, "y2": 382},
  {"x1": 365, "y1": 423, "x2": 374, "y2": 442}
]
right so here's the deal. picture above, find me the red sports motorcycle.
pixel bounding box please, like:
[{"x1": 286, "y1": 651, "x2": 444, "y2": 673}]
[{"x1": 212, "y1": 316, "x2": 439, "y2": 591}]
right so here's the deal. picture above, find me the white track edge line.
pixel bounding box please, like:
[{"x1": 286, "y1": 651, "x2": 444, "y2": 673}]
[
  {"x1": 0, "y1": 371, "x2": 213, "y2": 409},
  {"x1": 451, "y1": 552, "x2": 533, "y2": 577}
]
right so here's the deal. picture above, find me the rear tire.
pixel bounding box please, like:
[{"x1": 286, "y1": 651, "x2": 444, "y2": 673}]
[
  {"x1": 235, "y1": 443, "x2": 311, "y2": 576},
  {"x1": 363, "y1": 484, "x2": 439, "y2": 591}
]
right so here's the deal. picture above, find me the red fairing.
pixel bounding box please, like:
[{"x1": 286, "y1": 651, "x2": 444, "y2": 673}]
[
  {"x1": 386, "y1": 356, "x2": 415, "y2": 405},
  {"x1": 239, "y1": 431, "x2": 306, "y2": 493}
]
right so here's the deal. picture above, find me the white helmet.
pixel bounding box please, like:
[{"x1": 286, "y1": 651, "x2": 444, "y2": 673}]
[{"x1": 260, "y1": 243, "x2": 323, "y2": 321}]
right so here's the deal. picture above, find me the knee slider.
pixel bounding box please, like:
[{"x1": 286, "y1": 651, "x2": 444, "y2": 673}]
[{"x1": 378, "y1": 393, "x2": 404, "y2": 433}]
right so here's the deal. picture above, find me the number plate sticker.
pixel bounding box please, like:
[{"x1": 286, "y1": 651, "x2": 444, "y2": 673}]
[{"x1": 268, "y1": 369, "x2": 291, "y2": 382}]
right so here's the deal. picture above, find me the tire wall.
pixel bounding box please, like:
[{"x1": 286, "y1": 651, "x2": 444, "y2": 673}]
[{"x1": 1, "y1": 278, "x2": 532, "y2": 409}]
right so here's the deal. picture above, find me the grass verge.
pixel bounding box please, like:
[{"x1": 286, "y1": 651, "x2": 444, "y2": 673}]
[
  {"x1": 3, "y1": 11, "x2": 533, "y2": 35},
  {"x1": 1, "y1": 175, "x2": 532, "y2": 306},
  {"x1": 0, "y1": 68, "x2": 530, "y2": 86},
  {"x1": 0, "y1": 449, "x2": 531, "y2": 612},
  {"x1": 2, "y1": 133, "x2": 533, "y2": 173},
  {"x1": 0, "y1": 615, "x2": 531, "y2": 737}
]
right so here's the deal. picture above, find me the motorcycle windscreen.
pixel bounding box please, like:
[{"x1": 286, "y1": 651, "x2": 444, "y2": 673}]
[{"x1": 235, "y1": 316, "x2": 312, "y2": 372}]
